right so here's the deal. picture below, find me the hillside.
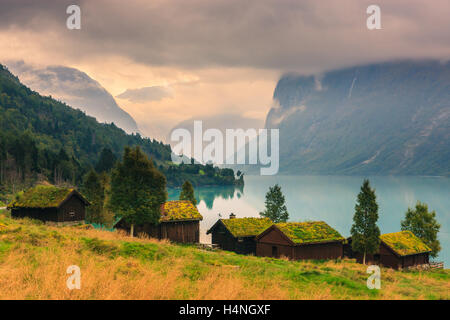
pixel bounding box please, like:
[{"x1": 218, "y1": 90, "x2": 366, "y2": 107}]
[
  {"x1": 7, "y1": 62, "x2": 140, "y2": 134},
  {"x1": 0, "y1": 212, "x2": 448, "y2": 300},
  {"x1": 266, "y1": 60, "x2": 450, "y2": 175},
  {"x1": 0, "y1": 64, "x2": 240, "y2": 194}
]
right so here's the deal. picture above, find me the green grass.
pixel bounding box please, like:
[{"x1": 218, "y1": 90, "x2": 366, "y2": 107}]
[{"x1": 0, "y1": 213, "x2": 448, "y2": 300}]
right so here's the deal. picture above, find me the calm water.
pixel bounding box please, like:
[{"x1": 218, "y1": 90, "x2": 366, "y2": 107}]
[{"x1": 168, "y1": 175, "x2": 450, "y2": 266}]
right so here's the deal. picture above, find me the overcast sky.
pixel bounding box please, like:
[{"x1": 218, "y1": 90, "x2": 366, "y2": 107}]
[{"x1": 1, "y1": 0, "x2": 449, "y2": 138}]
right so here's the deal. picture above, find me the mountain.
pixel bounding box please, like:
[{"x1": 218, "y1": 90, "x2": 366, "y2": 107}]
[
  {"x1": 6, "y1": 62, "x2": 139, "y2": 134},
  {"x1": 266, "y1": 60, "x2": 450, "y2": 176},
  {"x1": 0, "y1": 64, "x2": 240, "y2": 192}
]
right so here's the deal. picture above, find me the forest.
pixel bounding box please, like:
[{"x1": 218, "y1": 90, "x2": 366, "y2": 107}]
[{"x1": 0, "y1": 64, "x2": 242, "y2": 202}]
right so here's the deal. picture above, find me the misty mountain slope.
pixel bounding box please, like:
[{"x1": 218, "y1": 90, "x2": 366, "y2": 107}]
[
  {"x1": 7, "y1": 62, "x2": 139, "y2": 134},
  {"x1": 266, "y1": 60, "x2": 450, "y2": 175}
]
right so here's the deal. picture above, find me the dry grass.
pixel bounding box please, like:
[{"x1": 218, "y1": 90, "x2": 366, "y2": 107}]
[{"x1": 0, "y1": 215, "x2": 448, "y2": 300}]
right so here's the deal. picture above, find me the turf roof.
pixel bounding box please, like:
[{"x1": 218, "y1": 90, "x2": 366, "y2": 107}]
[
  {"x1": 160, "y1": 200, "x2": 203, "y2": 222},
  {"x1": 221, "y1": 217, "x2": 273, "y2": 237},
  {"x1": 8, "y1": 185, "x2": 75, "y2": 209},
  {"x1": 380, "y1": 231, "x2": 431, "y2": 256},
  {"x1": 275, "y1": 221, "x2": 344, "y2": 244}
]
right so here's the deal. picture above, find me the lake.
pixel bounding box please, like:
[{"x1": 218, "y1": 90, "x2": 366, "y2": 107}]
[{"x1": 168, "y1": 175, "x2": 450, "y2": 266}]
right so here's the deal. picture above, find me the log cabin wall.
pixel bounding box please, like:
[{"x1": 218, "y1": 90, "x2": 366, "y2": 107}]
[
  {"x1": 256, "y1": 227, "x2": 295, "y2": 258},
  {"x1": 256, "y1": 226, "x2": 343, "y2": 260},
  {"x1": 378, "y1": 242, "x2": 401, "y2": 269},
  {"x1": 210, "y1": 223, "x2": 259, "y2": 255},
  {"x1": 115, "y1": 219, "x2": 200, "y2": 244},
  {"x1": 58, "y1": 195, "x2": 86, "y2": 223},
  {"x1": 256, "y1": 242, "x2": 293, "y2": 258},
  {"x1": 294, "y1": 242, "x2": 343, "y2": 260},
  {"x1": 211, "y1": 223, "x2": 236, "y2": 252},
  {"x1": 234, "y1": 237, "x2": 257, "y2": 255},
  {"x1": 11, "y1": 207, "x2": 58, "y2": 222},
  {"x1": 160, "y1": 221, "x2": 199, "y2": 243}
]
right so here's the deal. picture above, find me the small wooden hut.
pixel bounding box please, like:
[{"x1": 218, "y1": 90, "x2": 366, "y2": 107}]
[
  {"x1": 206, "y1": 215, "x2": 273, "y2": 255},
  {"x1": 345, "y1": 231, "x2": 431, "y2": 269},
  {"x1": 7, "y1": 185, "x2": 89, "y2": 225},
  {"x1": 256, "y1": 221, "x2": 344, "y2": 260},
  {"x1": 114, "y1": 200, "x2": 203, "y2": 243}
]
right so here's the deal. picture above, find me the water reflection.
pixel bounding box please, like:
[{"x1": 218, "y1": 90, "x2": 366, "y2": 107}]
[{"x1": 168, "y1": 184, "x2": 244, "y2": 209}]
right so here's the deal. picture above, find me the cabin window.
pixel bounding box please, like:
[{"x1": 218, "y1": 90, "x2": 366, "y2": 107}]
[
  {"x1": 272, "y1": 246, "x2": 278, "y2": 257},
  {"x1": 69, "y1": 211, "x2": 75, "y2": 217}
]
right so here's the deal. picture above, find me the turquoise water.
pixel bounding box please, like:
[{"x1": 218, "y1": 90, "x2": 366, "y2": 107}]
[{"x1": 168, "y1": 175, "x2": 450, "y2": 266}]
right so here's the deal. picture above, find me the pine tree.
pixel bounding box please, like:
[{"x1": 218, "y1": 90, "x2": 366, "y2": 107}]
[
  {"x1": 260, "y1": 184, "x2": 289, "y2": 223},
  {"x1": 401, "y1": 201, "x2": 441, "y2": 258},
  {"x1": 82, "y1": 169, "x2": 105, "y2": 224},
  {"x1": 109, "y1": 146, "x2": 167, "y2": 236},
  {"x1": 350, "y1": 179, "x2": 381, "y2": 264},
  {"x1": 95, "y1": 148, "x2": 117, "y2": 173},
  {"x1": 179, "y1": 180, "x2": 197, "y2": 205}
]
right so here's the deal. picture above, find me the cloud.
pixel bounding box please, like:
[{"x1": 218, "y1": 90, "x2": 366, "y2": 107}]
[
  {"x1": 116, "y1": 86, "x2": 173, "y2": 103},
  {"x1": 1, "y1": 0, "x2": 449, "y2": 141},
  {"x1": 0, "y1": 0, "x2": 449, "y2": 72}
]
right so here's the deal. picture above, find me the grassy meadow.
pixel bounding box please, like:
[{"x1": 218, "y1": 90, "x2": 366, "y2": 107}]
[{"x1": 0, "y1": 211, "x2": 448, "y2": 300}]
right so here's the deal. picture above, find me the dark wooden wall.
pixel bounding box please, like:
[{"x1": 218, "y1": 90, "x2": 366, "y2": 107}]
[
  {"x1": 256, "y1": 227, "x2": 343, "y2": 260},
  {"x1": 256, "y1": 226, "x2": 295, "y2": 258},
  {"x1": 295, "y1": 242, "x2": 343, "y2": 260},
  {"x1": 210, "y1": 223, "x2": 257, "y2": 255},
  {"x1": 11, "y1": 207, "x2": 58, "y2": 222},
  {"x1": 116, "y1": 220, "x2": 200, "y2": 244},
  {"x1": 160, "y1": 221, "x2": 199, "y2": 243},
  {"x1": 58, "y1": 195, "x2": 86, "y2": 222}
]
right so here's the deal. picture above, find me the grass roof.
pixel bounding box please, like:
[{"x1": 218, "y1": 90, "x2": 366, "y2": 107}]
[
  {"x1": 7, "y1": 185, "x2": 75, "y2": 209},
  {"x1": 160, "y1": 201, "x2": 203, "y2": 222},
  {"x1": 380, "y1": 231, "x2": 431, "y2": 256},
  {"x1": 275, "y1": 221, "x2": 344, "y2": 244},
  {"x1": 221, "y1": 217, "x2": 273, "y2": 237}
]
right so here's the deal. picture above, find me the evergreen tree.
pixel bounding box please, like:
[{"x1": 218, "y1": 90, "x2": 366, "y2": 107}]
[
  {"x1": 82, "y1": 169, "x2": 105, "y2": 224},
  {"x1": 401, "y1": 201, "x2": 441, "y2": 258},
  {"x1": 179, "y1": 180, "x2": 197, "y2": 205},
  {"x1": 260, "y1": 184, "x2": 289, "y2": 223},
  {"x1": 350, "y1": 179, "x2": 381, "y2": 264},
  {"x1": 109, "y1": 146, "x2": 167, "y2": 236},
  {"x1": 95, "y1": 148, "x2": 117, "y2": 173}
]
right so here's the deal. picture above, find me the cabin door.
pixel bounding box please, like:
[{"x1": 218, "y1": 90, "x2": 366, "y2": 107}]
[{"x1": 272, "y1": 246, "x2": 278, "y2": 258}]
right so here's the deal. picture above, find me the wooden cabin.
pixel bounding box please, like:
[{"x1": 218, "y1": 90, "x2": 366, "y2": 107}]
[
  {"x1": 7, "y1": 185, "x2": 89, "y2": 226},
  {"x1": 345, "y1": 231, "x2": 431, "y2": 269},
  {"x1": 206, "y1": 215, "x2": 273, "y2": 255},
  {"x1": 256, "y1": 221, "x2": 344, "y2": 260},
  {"x1": 114, "y1": 200, "x2": 203, "y2": 243}
]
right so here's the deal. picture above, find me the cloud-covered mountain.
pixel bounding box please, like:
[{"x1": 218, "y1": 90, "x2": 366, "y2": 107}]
[
  {"x1": 6, "y1": 61, "x2": 139, "y2": 134},
  {"x1": 266, "y1": 60, "x2": 450, "y2": 175}
]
